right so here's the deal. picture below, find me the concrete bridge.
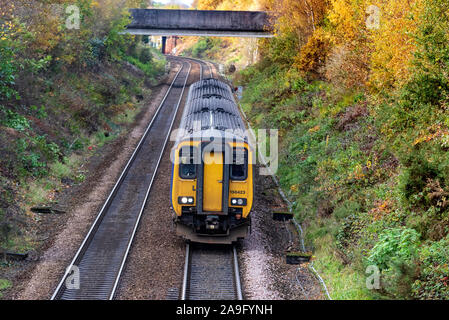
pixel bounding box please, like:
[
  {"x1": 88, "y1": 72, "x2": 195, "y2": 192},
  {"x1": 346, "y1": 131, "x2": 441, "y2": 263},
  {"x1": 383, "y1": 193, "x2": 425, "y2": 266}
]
[{"x1": 125, "y1": 9, "x2": 273, "y2": 38}]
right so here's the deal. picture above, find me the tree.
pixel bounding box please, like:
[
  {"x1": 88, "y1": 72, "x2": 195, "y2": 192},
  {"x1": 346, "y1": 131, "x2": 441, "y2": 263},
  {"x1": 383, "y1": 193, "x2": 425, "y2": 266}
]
[
  {"x1": 266, "y1": 0, "x2": 329, "y2": 41},
  {"x1": 196, "y1": 0, "x2": 224, "y2": 10}
]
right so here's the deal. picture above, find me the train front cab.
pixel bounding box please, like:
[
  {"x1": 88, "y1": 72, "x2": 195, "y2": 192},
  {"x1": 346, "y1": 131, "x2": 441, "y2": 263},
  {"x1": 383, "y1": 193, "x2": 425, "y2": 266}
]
[{"x1": 172, "y1": 138, "x2": 253, "y2": 244}]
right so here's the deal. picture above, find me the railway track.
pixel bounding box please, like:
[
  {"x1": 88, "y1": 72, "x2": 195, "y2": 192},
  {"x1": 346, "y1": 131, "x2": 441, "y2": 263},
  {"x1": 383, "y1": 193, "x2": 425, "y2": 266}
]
[
  {"x1": 203, "y1": 61, "x2": 214, "y2": 79},
  {"x1": 181, "y1": 244, "x2": 243, "y2": 300},
  {"x1": 51, "y1": 57, "x2": 192, "y2": 300},
  {"x1": 185, "y1": 56, "x2": 213, "y2": 80}
]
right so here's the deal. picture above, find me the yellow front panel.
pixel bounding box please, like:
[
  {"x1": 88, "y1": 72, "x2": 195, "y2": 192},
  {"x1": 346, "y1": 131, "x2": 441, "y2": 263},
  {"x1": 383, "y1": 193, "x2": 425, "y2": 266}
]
[
  {"x1": 203, "y1": 151, "x2": 223, "y2": 212},
  {"x1": 228, "y1": 142, "x2": 254, "y2": 218},
  {"x1": 172, "y1": 141, "x2": 200, "y2": 216}
]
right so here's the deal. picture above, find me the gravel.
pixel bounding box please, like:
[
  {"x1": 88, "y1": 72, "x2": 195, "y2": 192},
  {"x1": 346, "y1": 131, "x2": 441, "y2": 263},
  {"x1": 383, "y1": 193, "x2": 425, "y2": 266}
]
[{"x1": 237, "y1": 144, "x2": 324, "y2": 301}]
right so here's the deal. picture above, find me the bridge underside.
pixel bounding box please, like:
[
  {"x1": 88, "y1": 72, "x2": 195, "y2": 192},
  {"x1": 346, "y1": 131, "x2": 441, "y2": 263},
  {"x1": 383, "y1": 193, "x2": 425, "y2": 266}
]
[
  {"x1": 125, "y1": 28, "x2": 272, "y2": 38},
  {"x1": 125, "y1": 9, "x2": 273, "y2": 38}
]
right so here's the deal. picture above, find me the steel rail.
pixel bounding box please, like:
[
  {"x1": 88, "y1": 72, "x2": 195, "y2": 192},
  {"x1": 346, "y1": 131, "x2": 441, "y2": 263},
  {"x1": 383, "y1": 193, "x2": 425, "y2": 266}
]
[
  {"x1": 233, "y1": 246, "x2": 243, "y2": 300},
  {"x1": 181, "y1": 243, "x2": 190, "y2": 301},
  {"x1": 204, "y1": 61, "x2": 213, "y2": 78},
  {"x1": 201, "y1": 61, "x2": 212, "y2": 79},
  {"x1": 51, "y1": 58, "x2": 192, "y2": 300}
]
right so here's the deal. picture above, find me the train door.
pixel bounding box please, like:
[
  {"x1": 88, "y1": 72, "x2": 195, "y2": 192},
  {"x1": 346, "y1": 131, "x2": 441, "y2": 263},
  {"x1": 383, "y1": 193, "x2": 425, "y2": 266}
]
[{"x1": 202, "y1": 150, "x2": 223, "y2": 212}]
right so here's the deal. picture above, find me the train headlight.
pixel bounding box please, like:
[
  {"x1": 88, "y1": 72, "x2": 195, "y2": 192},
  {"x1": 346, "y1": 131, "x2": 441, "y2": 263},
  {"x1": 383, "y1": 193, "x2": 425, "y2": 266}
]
[
  {"x1": 179, "y1": 196, "x2": 194, "y2": 205},
  {"x1": 231, "y1": 198, "x2": 247, "y2": 206}
]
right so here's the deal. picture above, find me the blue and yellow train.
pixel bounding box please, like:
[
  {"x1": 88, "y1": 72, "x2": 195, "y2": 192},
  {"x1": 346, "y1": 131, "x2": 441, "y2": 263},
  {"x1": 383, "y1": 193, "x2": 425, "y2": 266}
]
[{"x1": 171, "y1": 78, "x2": 254, "y2": 244}]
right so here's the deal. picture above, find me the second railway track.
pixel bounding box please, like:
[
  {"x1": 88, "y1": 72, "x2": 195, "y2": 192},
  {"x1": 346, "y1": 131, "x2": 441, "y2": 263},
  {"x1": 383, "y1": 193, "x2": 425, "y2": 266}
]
[
  {"x1": 51, "y1": 58, "x2": 192, "y2": 300},
  {"x1": 181, "y1": 244, "x2": 243, "y2": 300}
]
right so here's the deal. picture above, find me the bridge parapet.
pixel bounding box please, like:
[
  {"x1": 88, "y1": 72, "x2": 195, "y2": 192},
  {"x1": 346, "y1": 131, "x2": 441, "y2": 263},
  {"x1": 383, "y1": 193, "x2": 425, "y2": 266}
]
[{"x1": 126, "y1": 9, "x2": 273, "y2": 38}]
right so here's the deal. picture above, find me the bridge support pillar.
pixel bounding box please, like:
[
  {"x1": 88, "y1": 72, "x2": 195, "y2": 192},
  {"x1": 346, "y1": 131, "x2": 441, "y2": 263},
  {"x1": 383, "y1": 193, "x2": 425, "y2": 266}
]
[{"x1": 161, "y1": 36, "x2": 167, "y2": 54}]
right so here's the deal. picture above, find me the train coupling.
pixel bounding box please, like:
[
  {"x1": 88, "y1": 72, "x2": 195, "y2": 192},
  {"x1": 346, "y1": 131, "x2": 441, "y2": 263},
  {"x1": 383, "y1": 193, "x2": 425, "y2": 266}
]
[{"x1": 205, "y1": 215, "x2": 220, "y2": 230}]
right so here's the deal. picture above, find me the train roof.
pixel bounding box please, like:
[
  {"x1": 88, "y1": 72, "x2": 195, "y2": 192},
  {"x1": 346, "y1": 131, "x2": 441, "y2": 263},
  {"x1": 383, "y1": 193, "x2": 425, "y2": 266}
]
[
  {"x1": 176, "y1": 78, "x2": 248, "y2": 144},
  {"x1": 189, "y1": 78, "x2": 235, "y2": 101}
]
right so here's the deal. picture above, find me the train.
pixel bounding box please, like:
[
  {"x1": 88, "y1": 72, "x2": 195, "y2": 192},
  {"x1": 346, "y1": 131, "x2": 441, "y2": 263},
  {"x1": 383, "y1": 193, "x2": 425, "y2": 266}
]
[{"x1": 171, "y1": 78, "x2": 254, "y2": 244}]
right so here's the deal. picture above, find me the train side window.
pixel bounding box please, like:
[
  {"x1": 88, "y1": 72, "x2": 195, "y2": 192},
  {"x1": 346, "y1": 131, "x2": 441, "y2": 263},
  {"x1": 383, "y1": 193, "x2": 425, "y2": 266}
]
[
  {"x1": 230, "y1": 148, "x2": 247, "y2": 181},
  {"x1": 179, "y1": 146, "x2": 197, "y2": 179}
]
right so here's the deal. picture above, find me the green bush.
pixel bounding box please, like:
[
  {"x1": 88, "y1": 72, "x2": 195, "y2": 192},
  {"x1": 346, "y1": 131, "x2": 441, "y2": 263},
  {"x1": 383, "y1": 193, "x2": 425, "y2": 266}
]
[
  {"x1": 189, "y1": 37, "x2": 223, "y2": 59},
  {"x1": 0, "y1": 38, "x2": 18, "y2": 100},
  {"x1": 368, "y1": 228, "x2": 421, "y2": 270},
  {"x1": 412, "y1": 236, "x2": 449, "y2": 299},
  {"x1": 397, "y1": 149, "x2": 440, "y2": 206},
  {"x1": 0, "y1": 107, "x2": 30, "y2": 131},
  {"x1": 138, "y1": 47, "x2": 152, "y2": 64},
  {"x1": 32, "y1": 135, "x2": 61, "y2": 162},
  {"x1": 85, "y1": 38, "x2": 106, "y2": 67},
  {"x1": 20, "y1": 153, "x2": 47, "y2": 178},
  {"x1": 335, "y1": 213, "x2": 366, "y2": 260},
  {"x1": 191, "y1": 38, "x2": 209, "y2": 58},
  {"x1": 30, "y1": 105, "x2": 48, "y2": 119},
  {"x1": 368, "y1": 227, "x2": 421, "y2": 298}
]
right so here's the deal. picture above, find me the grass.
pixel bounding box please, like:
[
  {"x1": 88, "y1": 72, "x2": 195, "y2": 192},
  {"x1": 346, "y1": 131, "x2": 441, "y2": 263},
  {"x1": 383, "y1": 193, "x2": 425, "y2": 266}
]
[
  {"x1": 311, "y1": 233, "x2": 374, "y2": 300},
  {"x1": 111, "y1": 103, "x2": 143, "y2": 125},
  {"x1": 0, "y1": 279, "x2": 12, "y2": 298},
  {"x1": 50, "y1": 161, "x2": 72, "y2": 180},
  {"x1": 90, "y1": 131, "x2": 117, "y2": 148},
  {"x1": 23, "y1": 153, "x2": 86, "y2": 207},
  {"x1": 4, "y1": 235, "x2": 35, "y2": 253},
  {"x1": 26, "y1": 182, "x2": 48, "y2": 205}
]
